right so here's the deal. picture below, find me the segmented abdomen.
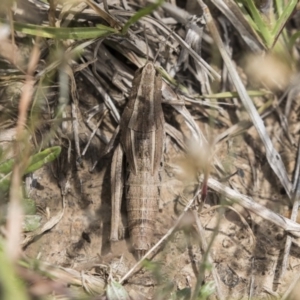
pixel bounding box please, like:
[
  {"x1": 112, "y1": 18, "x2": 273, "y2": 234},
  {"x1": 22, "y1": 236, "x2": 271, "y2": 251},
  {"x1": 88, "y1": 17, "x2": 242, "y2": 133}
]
[
  {"x1": 126, "y1": 169, "x2": 162, "y2": 255},
  {"x1": 125, "y1": 132, "x2": 162, "y2": 257}
]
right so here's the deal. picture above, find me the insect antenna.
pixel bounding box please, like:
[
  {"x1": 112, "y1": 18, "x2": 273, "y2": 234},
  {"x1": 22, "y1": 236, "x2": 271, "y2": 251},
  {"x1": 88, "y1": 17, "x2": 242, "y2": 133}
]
[
  {"x1": 144, "y1": 26, "x2": 171, "y2": 65},
  {"x1": 143, "y1": 25, "x2": 149, "y2": 64},
  {"x1": 153, "y1": 31, "x2": 172, "y2": 64}
]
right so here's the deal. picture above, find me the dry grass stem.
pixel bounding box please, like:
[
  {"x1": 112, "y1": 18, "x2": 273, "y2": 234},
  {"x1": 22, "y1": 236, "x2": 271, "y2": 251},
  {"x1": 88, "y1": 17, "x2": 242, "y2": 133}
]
[{"x1": 6, "y1": 40, "x2": 40, "y2": 261}]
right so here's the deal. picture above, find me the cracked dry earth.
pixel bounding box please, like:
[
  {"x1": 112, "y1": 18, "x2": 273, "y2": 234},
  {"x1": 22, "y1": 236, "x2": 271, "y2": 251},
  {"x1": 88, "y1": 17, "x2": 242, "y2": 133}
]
[{"x1": 22, "y1": 73, "x2": 300, "y2": 299}]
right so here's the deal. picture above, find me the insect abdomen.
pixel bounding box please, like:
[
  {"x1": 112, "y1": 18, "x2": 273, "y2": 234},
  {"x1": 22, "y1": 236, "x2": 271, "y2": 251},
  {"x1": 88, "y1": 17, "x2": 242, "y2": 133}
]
[{"x1": 126, "y1": 168, "x2": 161, "y2": 257}]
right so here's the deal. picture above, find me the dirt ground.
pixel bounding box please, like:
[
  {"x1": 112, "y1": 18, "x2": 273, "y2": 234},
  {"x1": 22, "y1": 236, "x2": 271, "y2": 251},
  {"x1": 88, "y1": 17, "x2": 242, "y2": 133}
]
[{"x1": 22, "y1": 77, "x2": 300, "y2": 299}]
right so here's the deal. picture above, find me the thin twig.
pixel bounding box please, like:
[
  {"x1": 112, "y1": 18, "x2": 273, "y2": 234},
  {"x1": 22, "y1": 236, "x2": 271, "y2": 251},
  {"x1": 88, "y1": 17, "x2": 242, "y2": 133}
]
[
  {"x1": 71, "y1": 102, "x2": 81, "y2": 166},
  {"x1": 81, "y1": 68, "x2": 120, "y2": 124},
  {"x1": 278, "y1": 137, "x2": 300, "y2": 280},
  {"x1": 191, "y1": 209, "x2": 224, "y2": 300},
  {"x1": 82, "y1": 109, "x2": 108, "y2": 156}
]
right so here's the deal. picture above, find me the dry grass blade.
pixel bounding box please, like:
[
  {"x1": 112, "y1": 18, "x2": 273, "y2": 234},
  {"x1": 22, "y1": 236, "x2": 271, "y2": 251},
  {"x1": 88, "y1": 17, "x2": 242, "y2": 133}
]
[
  {"x1": 208, "y1": 177, "x2": 300, "y2": 236},
  {"x1": 198, "y1": 0, "x2": 292, "y2": 197},
  {"x1": 59, "y1": 2, "x2": 88, "y2": 28},
  {"x1": 81, "y1": 68, "x2": 120, "y2": 123},
  {"x1": 192, "y1": 209, "x2": 225, "y2": 300},
  {"x1": 164, "y1": 123, "x2": 186, "y2": 151},
  {"x1": 82, "y1": 108, "x2": 108, "y2": 156},
  {"x1": 278, "y1": 137, "x2": 300, "y2": 280},
  {"x1": 71, "y1": 102, "x2": 81, "y2": 163},
  {"x1": 22, "y1": 260, "x2": 106, "y2": 296},
  {"x1": 85, "y1": 0, "x2": 122, "y2": 30},
  {"x1": 162, "y1": 84, "x2": 207, "y2": 145},
  {"x1": 21, "y1": 195, "x2": 65, "y2": 247},
  {"x1": 200, "y1": 204, "x2": 256, "y2": 246},
  {"x1": 161, "y1": 1, "x2": 193, "y2": 25},
  {"x1": 214, "y1": 120, "x2": 252, "y2": 144},
  {"x1": 209, "y1": 0, "x2": 265, "y2": 52},
  {"x1": 152, "y1": 6, "x2": 221, "y2": 80},
  {"x1": 110, "y1": 144, "x2": 124, "y2": 243}
]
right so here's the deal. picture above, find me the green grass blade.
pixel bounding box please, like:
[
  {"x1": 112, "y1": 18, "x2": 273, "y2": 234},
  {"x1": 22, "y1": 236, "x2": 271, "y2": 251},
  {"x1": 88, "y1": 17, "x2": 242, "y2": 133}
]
[
  {"x1": 0, "y1": 250, "x2": 29, "y2": 300},
  {"x1": 239, "y1": 0, "x2": 266, "y2": 28},
  {"x1": 121, "y1": 0, "x2": 164, "y2": 34},
  {"x1": 271, "y1": 0, "x2": 298, "y2": 46},
  {"x1": 0, "y1": 147, "x2": 61, "y2": 194},
  {"x1": 241, "y1": 0, "x2": 273, "y2": 47},
  {"x1": 157, "y1": 66, "x2": 189, "y2": 94},
  {"x1": 275, "y1": 0, "x2": 284, "y2": 16},
  {"x1": 0, "y1": 158, "x2": 14, "y2": 175},
  {"x1": 23, "y1": 198, "x2": 36, "y2": 215},
  {"x1": 199, "y1": 90, "x2": 271, "y2": 99},
  {"x1": 107, "y1": 278, "x2": 130, "y2": 300},
  {"x1": 25, "y1": 146, "x2": 61, "y2": 174},
  {"x1": 23, "y1": 215, "x2": 42, "y2": 232},
  {"x1": 0, "y1": 18, "x2": 118, "y2": 39},
  {"x1": 197, "y1": 281, "x2": 215, "y2": 299},
  {"x1": 289, "y1": 31, "x2": 300, "y2": 49},
  {"x1": 0, "y1": 174, "x2": 12, "y2": 194},
  {"x1": 235, "y1": 0, "x2": 260, "y2": 31}
]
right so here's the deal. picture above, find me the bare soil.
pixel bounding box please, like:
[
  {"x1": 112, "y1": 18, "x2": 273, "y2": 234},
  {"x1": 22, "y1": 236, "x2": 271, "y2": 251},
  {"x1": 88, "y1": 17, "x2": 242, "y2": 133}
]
[{"x1": 23, "y1": 80, "x2": 300, "y2": 299}]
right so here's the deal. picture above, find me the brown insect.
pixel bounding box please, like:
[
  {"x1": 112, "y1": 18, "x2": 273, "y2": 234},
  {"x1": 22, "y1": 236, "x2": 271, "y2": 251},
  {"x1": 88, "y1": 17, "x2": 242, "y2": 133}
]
[{"x1": 110, "y1": 62, "x2": 164, "y2": 258}]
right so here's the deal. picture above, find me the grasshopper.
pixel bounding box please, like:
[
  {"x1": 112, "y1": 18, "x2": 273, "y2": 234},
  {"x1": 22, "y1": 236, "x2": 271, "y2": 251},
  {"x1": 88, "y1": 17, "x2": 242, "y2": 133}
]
[{"x1": 110, "y1": 61, "x2": 164, "y2": 258}]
